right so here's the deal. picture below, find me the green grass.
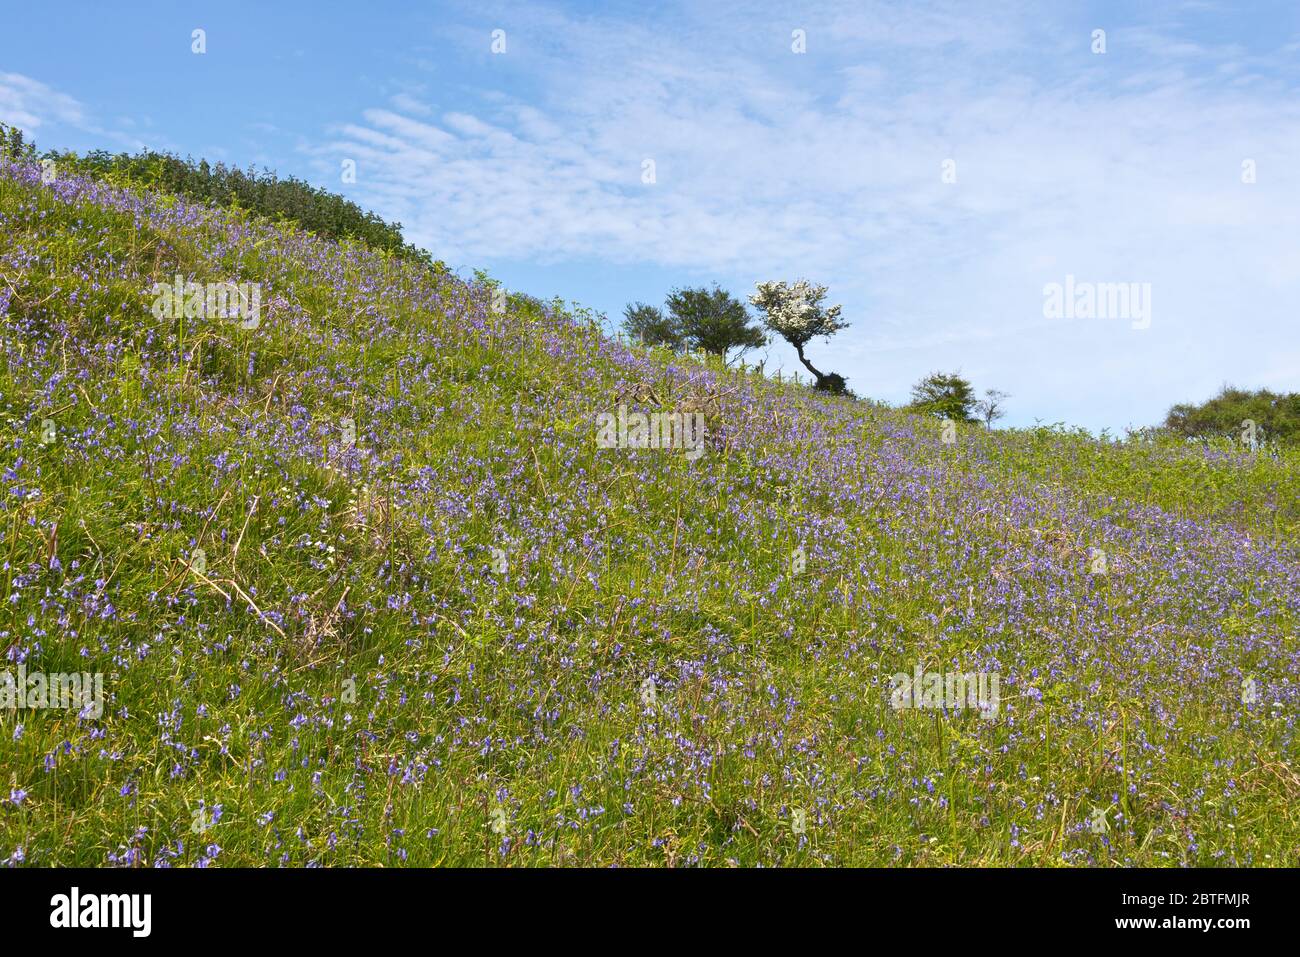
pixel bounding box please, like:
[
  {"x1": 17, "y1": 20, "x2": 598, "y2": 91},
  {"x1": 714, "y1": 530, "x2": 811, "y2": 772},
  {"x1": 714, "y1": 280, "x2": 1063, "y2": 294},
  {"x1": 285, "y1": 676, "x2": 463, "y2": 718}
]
[{"x1": 1, "y1": 163, "x2": 1297, "y2": 867}]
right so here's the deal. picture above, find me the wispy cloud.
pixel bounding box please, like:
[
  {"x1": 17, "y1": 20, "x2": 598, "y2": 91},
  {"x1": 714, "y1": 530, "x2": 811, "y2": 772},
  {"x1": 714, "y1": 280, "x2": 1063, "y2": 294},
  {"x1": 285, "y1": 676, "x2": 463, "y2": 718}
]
[
  {"x1": 0, "y1": 71, "x2": 150, "y2": 151},
  {"x1": 11, "y1": 0, "x2": 1292, "y2": 430},
  {"x1": 0, "y1": 72, "x2": 85, "y2": 129},
  {"x1": 306, "y1": 2, "x2": 1298, "y2": 429}
]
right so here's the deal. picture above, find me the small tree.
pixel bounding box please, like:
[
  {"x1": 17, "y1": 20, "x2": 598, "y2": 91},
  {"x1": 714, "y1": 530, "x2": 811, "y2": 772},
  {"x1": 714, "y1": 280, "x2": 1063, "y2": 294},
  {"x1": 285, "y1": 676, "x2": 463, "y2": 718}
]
[
  {"x1": 666, "y1": 285, "x2": 766, "y2": 363},
  {"x1": 909, "y1": 372, "x2": 978, "y2": 422},
  {"x1": 974, "y1": 388, "x2": 1010, "y2": 427},
  {"x1": 0, "y1": 123, "x2": 36, "y2": 161},
  {"x1": 748, "y1": 280, "x2": 849, "y2": 393},
  {"x1": 620, "y1": 302, "x2": 682, "y2": 349}
]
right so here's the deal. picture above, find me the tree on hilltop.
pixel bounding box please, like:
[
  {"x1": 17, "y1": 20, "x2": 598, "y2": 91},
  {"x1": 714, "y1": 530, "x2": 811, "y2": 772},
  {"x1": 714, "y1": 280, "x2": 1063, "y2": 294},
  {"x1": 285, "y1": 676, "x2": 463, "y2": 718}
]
[
  {"x1": 748, "y1": 279, "x2": 850, "y2": 394},
  {"x1": 666, "y1": 285, "x2": 766, "y2": 363},
  {"x1": 909, "y1": 371, "x2": 979, "y2": 422},
  {"x1": 620, "y1": 302, "x2": 683, "y2": 349}
]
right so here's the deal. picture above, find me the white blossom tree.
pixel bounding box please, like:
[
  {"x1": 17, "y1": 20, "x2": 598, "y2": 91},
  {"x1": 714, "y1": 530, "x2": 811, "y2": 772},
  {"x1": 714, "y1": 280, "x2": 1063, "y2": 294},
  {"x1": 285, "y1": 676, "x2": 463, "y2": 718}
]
[{"x1": 748, "y1": 280, "x2": 850, "y2": 393}]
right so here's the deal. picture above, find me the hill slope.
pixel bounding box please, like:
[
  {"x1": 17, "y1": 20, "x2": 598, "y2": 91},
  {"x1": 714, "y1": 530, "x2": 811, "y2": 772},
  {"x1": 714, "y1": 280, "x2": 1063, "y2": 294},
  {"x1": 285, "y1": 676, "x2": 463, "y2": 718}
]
[{"x1": 1, "y1": 158, "x2": 1298, "y2": 866}]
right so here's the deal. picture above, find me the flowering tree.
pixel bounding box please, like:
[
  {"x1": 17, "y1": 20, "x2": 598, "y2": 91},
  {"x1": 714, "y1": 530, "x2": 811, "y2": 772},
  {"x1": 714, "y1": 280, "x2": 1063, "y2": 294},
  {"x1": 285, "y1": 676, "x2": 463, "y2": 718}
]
[{"x1": 748, "y1": 280, "x2": 849, "y2": 393}]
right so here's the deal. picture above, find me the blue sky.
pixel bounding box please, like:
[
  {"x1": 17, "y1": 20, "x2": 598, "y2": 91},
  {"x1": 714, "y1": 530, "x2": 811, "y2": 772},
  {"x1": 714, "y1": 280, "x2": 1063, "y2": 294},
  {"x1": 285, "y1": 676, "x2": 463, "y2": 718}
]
[{"x1": 4, "y1": 0, "x2": 1299, "y2": 431}]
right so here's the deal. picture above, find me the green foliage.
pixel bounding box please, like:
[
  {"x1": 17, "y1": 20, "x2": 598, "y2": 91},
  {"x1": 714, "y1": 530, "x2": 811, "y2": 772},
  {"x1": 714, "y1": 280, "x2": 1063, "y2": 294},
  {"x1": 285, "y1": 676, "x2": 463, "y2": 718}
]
[
  {"x1": 665, "y1": 285, "x2": 766, "y2": 361},
  {"x1": 908, "y1": 371, "x2": 979, "y2": 422},
  {"x1": 0, "y1": 123, "x2": 36, "y2": 160},
  {"x1": 620, "y1": 301, "x2": 682, "y2": 349},
  {"x1": 1164, "y1": 384, "x2": 1300, "y2": 446}
]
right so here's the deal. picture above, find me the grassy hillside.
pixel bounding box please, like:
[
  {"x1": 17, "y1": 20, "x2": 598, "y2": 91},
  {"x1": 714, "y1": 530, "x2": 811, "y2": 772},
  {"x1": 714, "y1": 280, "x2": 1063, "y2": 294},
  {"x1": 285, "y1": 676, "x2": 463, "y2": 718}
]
[{"x1": 1, "y1": 156, "x2": 1298, "y2": 866}]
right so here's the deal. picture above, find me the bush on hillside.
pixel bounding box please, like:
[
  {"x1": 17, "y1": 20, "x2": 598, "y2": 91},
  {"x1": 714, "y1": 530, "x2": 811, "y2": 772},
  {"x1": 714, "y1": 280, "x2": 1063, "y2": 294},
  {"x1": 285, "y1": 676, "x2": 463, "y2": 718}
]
[{"x1": 1, "y1": 122, "x2": 438, "y2": 270}]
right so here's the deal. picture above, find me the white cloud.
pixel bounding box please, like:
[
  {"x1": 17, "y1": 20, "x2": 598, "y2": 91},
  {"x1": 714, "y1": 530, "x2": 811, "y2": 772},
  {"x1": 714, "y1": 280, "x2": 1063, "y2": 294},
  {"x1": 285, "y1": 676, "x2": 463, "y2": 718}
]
[
  {"x1": 0, "y1": 72, "x2": 85, "y2": 130},
  {"x1": 389, "y1": 92, "x2": 432, "y2": 117},
  {"x1": 310, "y1": 3, "x2": 1300, "y2": 425},
  {"x1": 0, "y1": 71, "x2": 150, "y2": 152}
]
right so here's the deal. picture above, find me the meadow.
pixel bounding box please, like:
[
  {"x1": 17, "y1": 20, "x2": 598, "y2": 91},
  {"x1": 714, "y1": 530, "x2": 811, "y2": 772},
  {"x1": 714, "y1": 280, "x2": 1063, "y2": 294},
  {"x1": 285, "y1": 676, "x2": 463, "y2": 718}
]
[{"x1": 1, "y1": 156, "x2": 1297, "y2": 866}]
